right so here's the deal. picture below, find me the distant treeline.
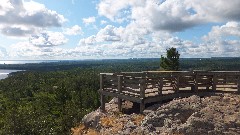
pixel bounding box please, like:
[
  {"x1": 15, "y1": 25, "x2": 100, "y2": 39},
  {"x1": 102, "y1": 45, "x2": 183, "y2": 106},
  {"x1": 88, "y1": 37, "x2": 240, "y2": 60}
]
[
  {"x1": 0, "y1": 58, "x2": 240, "y2": 134},
  {"x1": 1, "y1": 58, "x2": 240, "y2": 71}
]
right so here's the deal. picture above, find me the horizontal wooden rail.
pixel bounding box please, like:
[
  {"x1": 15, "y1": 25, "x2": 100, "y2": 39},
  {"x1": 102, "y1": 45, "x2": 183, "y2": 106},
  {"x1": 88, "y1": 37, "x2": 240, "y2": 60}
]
[{"x1": 99, "y1": 71, "x2": 240, "y2": 113}]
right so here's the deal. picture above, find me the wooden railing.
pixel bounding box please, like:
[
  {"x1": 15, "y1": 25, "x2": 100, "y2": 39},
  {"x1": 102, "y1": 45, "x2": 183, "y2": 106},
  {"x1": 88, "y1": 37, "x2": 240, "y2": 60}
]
[{"x1": 99, "y1": 71, "x2": 240, "y2": 113}]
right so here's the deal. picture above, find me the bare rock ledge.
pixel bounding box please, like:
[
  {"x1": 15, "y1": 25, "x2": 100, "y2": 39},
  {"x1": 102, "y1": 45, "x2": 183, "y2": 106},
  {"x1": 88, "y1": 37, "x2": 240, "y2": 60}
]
[{"x1": 72, "y1": 94, "x2": 240, "y2": 135}]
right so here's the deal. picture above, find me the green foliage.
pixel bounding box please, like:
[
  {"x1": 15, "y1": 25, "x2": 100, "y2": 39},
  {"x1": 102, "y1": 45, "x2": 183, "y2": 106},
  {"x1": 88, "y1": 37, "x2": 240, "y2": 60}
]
[
  {"x1": 0, "y1": 69, "x2": 100, "y2": 134},
  {"x1": 0, "y1": 58, "x2": 240, "y2": 134},
  {"x1": 160, "y1": 47, "x2": 180, "y2": 71},
  {"x1": 0, "y1": 59, "x2": 159, "y2": 134}
]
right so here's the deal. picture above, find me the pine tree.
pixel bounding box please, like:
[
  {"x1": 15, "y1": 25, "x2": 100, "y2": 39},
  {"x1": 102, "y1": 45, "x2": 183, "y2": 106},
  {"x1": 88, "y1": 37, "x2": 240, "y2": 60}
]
[{"x1": 160, "y1": 47, "x2": 180, "y2": 71}]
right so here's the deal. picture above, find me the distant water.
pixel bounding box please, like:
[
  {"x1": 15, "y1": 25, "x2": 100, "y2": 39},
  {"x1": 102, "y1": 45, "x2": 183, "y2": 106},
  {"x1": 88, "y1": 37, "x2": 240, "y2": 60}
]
[
  {"x1": 0, "y1": 69, "x2": 22, "y2": 80},
  {"x1": 0, "y1": 60, "x2": 59, "y2": 64}
]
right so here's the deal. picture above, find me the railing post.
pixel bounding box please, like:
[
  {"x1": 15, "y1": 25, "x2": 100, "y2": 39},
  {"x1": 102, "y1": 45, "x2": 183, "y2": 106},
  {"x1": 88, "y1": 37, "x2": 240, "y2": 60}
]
[
  {"x1": 175, "y1": 75, "x2": 179, "y2": 93},
  {"x1": 140, "y1": 76, "x2": 146, "y2": 113},
  {"x1": 238, "y1": 76, "x2": 240, "y2": 93},
  {"x1": 212, "y1": 74, "x2": 217, "y2": 91},
  {"x1": 117, "y1": 75, "x2": 123, "y2": 112},
  {"x1": 158, "y1": 77, "x2": 163, "y2": 96},
  {"x1": 100, "y1": 74, "x2": 105, "y2": 112},
  {"x1": 140, "y1": 78, "x2": 146, "y2": 98},
  {"x1": 194, "y1": 73, "x2": 198, "y2": 92}
]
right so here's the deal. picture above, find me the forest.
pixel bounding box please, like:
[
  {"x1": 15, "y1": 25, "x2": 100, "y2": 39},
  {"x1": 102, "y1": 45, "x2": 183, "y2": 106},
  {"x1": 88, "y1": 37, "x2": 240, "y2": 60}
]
[{"x1": 0, "y1": 58, "x2": 240, "y2": 134}]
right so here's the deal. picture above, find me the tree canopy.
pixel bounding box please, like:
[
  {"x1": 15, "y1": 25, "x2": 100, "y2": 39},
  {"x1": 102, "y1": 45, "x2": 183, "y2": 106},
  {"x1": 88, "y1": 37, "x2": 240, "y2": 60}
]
[{"x1": 160, "y1": 47, "x2": 180, "y2": 71}]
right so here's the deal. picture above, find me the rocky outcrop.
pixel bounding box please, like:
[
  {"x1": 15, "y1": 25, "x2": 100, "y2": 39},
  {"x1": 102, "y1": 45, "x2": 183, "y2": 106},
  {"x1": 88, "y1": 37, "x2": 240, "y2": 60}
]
[{"x1": 73, "y1": 94, "x2": 240, "y2": 135}]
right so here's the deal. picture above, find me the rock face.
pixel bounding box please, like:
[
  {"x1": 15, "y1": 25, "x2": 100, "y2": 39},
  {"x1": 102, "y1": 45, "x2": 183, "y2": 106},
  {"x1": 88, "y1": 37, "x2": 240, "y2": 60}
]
[
  {"x1": 73, "y1": 94, "x2": 240, "y2": 135},
  {"x1": 137, "y1": 94, "x2": 240, "y2": 135}
]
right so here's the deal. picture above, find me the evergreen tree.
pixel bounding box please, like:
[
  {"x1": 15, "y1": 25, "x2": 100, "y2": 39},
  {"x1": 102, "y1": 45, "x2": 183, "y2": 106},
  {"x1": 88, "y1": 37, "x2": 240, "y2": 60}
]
[{"x1": 160, "y1": 47, "x2": 180, "y2": 71}]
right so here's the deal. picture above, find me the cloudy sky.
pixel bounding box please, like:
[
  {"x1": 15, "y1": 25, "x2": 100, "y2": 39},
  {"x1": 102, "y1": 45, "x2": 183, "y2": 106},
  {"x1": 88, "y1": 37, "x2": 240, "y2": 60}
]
[{"x1": 0, "y1": 0, "x2": 240, "y2": 60}]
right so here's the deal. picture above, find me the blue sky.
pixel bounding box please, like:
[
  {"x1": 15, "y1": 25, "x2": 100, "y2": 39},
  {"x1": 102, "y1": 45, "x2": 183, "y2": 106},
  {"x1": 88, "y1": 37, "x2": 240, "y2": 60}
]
[{"x1": 0, "y1": 0, "x2": 240, "y2": 60}]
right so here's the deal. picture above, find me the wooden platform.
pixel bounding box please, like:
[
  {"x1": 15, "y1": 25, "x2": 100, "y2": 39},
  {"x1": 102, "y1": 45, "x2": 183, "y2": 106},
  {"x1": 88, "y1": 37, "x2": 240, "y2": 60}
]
[{"x1": 99, "y1": 71, "x2": 240, "y2": 113}]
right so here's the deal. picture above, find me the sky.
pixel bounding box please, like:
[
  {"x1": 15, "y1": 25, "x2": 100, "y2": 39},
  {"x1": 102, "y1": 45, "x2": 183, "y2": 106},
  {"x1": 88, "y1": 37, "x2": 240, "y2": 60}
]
[{"x1": 0, "y1": 0, "x2": 240, "y2": 60}]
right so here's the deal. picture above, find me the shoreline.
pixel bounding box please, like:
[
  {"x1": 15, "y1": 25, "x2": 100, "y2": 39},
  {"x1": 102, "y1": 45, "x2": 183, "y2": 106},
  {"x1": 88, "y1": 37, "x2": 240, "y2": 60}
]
[{"x1": 0, "y1": 69, "x2": 22, "y2": 80}]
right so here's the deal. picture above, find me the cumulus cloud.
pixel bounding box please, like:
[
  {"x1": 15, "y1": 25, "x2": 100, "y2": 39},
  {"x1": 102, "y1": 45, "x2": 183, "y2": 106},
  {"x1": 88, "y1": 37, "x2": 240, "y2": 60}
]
[
  {"x1": 185, "y1": 0, "x2": 240, "y2": 22},
  {"x1": 0, "y1": 0, "x2": 13, "y2": 15},
  {"x1": 0, "y1": 0, "x2": 66, "y2": 37},
  {"x1": 0, "y1": 25, "x2": 37, "y2": 37},
  {"x1": 3, "y1": 0, "x2": 240, "y2": 60},
  {"x1": 9, "y1": 41, "x2": 66, "y2": 59},
  {"x1": 97, "y1": 0, "x2": 240, "y2": 32},
  {"x1": 79, "y1": 25, "x2": 123, "y2": 45},
  {"x1": 97, "y1": 0, "x2": 144, "y2": 22},
  {"x1": 9, "y1": 22, "x2": 240, "y2": 59},
  {"x1": 203, "y1": 22, "x2": 240, "y2": 41},
  {"x1": 200, "y1": 21, "x2": 240, "y2": 57},
  {"x1": 64, "y1": 25, "x2": 83, "y2": 35},
  {"x1": 0, "y1": 46, "x2": 7, "y2": 58},
  {"x1": 100, "y1": 20, "x2": 107, "y2": 25},
  {"x1": 82, "y1": 16, "x2": 96, "y2": 25},
  {"x1": 29, "y1": 31, "x2": 68, "y2": 47},
  {"x1": 77, "y1": 24, "x2": 190, "y2": 58},
  {"x1": 78, "y1": 24, "x2": 148, "y2": 47},
  {"x1": 97, "y1": 0, "x2": 200, "y2": 32}
]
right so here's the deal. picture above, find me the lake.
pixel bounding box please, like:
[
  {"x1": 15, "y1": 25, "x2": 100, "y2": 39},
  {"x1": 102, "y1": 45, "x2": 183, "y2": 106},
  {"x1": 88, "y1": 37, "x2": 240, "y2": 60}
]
[{"x1": 0, "y1": 69, "x2": 22, "y2": 80}]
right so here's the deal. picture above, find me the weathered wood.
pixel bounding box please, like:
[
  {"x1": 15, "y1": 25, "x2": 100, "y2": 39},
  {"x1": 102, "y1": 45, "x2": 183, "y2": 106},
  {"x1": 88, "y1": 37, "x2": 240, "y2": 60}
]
[
  {"x1": 100, "y1": 74, "x2": 104, "y2": 90},
  {"x1": 216, "y1": 86, "x2": 237, "y2": 89},
  {"x1": 103, "y1": 84, "x2": 118, "y2": 89},
  {"x1": 100, "y1": 71, "x2": 240, "y2": 113},
  {"x1": 124, "y1": 78, "x2": 140, "y2": 83},
  {"x1": 174, "y1": 75, "x2": 180, "y2": 93},
  {"x1": 238, "y1": 77, "x2": 240, "y2": 93},
  {"x1": 122, "y1": 91, "x2": 140, "y2": 97},
  {"x1": 99, "y1": 90, "x2": 141, "y2": 102},
  {"x1": 122, "y1": 87, "x2": 140, "y2": 93},
  {"x1": 100, "y1": 94, "x2": 105, "y2": 112},
  {"x1": 158, "y1": 77, "x2": 163, "y2": 96},
  {"x1": 194, "y1": 75, "x2": 198, "y2": 92},
  {"x1": 123, "y1": 84, "x2": 140, "y2": 89},
  {"x1": 99, "y1": 74, "x2": 106, "y2": 112},
  {"x1": 212, "y1": 75, "x2": 217, "y2": 91},
  {"x1": 140, "y1": 78, "x2": 146, "y2": 99},
  {"x1": 118, "y1": 75, "x2": 123, "y2": 112},
  {"x1": 140, "y1": 100, "x2": 145, "y2": 114}
]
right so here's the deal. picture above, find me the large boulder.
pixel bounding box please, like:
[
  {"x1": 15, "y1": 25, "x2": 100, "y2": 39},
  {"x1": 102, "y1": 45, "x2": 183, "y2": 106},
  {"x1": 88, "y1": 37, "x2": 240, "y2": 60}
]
[{"x1": 81, "y1": 110, "x2": 104, "y2": 128}]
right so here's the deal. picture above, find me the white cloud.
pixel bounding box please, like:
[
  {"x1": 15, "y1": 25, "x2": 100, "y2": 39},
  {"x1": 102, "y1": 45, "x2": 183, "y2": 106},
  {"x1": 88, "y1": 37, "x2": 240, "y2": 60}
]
[
  {"x1": 0, "y1": 46, "x2": 7, "y2": 58},
  {"x1": 29, "y1": 31, "x2": 68, "y2": 47},
  {"x1": 0, "y1": 0, "x2": 66, "y2": 37},
  {"x1": 9, "y1": 22, "x2": 240, "y2": 59},
  {"x1": 185, "y1": 0, "x2": 240, "y2": 22},
  {"x1": 200, "y1": 22, "x2": 240, "y2": 57},
  {"x1": 203, "y1": 22, "x2": 240, "y2": 41},
  {"x1": 97, "y1": 0, "x2": 240, "y2": 32},
  {"x1": 9, "y1": 41, "x2": 66, "y2": 59},
  {"x1": 97, "y1": 0, "x2": 144, "y2": 22},
  {"x1": 0, "y1": 0, "x2": 13, "y2": 15},
  {"x1": 82, "y1": 16, "x2": 96, "y2": 25},
  {"x1": 3, "y1": 0, "x2": 240, "y2": 60},
  {"x1": 79, "y1": 25, "x2": 124, "y2": 45},
  {"x1": 90, "y1": 0, "x2": 240, "y2": 58},
  {"x1": 64, "y1": 25, "x2": 83, "y2": 35},
  {"x1": 100, "y1": 20, "x2": 107, "y2": 25},
  {"x1": 0, "y1": 25, "x2": 39, "y2": 37},
  {"x1": 97, "y1": 0, "x2": 200, "y2": 32}
]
